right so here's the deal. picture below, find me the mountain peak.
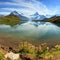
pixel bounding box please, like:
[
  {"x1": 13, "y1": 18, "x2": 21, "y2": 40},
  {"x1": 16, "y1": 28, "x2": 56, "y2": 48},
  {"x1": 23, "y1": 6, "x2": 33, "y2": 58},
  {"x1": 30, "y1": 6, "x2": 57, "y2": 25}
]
[
  {"x1": 12, "y1": 11, "x2": 18, "y2": 13},
  {"x1": 9, "y1": 11, "x2": 29, "y2": 20},
  {"x1": 33, "y1": 12, "x2": 39, "y2": 16},
  {"x1": 30, "y1": 12, "x2": 46, "y2": 20},
  {"x1": 10, "y1": 11, "x2": 20, "y2": 16}
]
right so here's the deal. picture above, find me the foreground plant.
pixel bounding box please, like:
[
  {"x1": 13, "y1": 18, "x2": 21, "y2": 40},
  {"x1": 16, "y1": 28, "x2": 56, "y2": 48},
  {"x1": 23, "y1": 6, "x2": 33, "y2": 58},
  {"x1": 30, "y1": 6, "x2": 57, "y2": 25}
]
[{"x1": 0, "y1": 52, "x2": 4, "y2": 60}]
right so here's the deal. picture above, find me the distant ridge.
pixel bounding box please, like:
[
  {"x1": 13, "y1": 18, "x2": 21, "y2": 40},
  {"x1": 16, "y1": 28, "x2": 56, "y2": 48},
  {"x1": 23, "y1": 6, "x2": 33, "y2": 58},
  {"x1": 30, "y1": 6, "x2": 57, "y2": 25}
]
[{"x1": 44, "y1": 15, "x2": 60, "y2": 22}]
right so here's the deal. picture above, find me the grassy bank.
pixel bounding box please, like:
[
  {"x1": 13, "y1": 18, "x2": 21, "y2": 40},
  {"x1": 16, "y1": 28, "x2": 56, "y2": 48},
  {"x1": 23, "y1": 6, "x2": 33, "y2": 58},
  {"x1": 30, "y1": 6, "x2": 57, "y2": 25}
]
[
  {"x1": 1, "y1": 41, "x2": 60, "y2": 60},
  {"x1": 0, "y1": 15, "x2": 22, "y2": 26}
]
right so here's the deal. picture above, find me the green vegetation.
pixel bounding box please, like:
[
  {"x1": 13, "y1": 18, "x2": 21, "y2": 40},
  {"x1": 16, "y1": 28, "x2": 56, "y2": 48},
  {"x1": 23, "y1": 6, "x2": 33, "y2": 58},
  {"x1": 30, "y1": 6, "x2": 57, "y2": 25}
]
[
  {"x1": 43, "y1": 16, "x2": 60, "y2": 26},
  {"x1": 18, "y1": 42, "x2": 60, "y2": 60},
  {"x1": 1, "y1": 42, "x2": 60, "y2": 60},
  {"x1": 0, "y1": 52, "x2": 4, "y2": 60},
  {"x1": 44, "y1": 16, "x2": 60, "y2": 22},
  {"x1": 19, "y1": 42, "x2": 36, "y2": 58},
  {"x1": 0, "y1": 15, "x2": 22, "y2": 26}
]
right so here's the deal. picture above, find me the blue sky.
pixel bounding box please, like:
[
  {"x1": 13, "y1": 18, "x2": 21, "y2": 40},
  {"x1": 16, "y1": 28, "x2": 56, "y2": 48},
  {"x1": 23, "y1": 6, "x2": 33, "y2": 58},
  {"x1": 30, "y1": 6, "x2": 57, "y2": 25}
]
[{"x1": 0, "y1": 0, "x2": 60, "y2": 17}]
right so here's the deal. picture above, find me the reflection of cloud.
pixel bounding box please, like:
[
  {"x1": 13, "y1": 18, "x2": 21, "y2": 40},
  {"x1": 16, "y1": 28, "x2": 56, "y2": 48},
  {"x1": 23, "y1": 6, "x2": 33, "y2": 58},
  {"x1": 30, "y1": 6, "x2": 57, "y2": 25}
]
[
  {"x1": 0, "y1": 0, "x2": 58, "y2": 17},
  {"x1": 0, "y1": 25, "x2": 11, "y2": 28},
  {"x1": 0, "y1": 22, "x2": 60, "y2": 38}
]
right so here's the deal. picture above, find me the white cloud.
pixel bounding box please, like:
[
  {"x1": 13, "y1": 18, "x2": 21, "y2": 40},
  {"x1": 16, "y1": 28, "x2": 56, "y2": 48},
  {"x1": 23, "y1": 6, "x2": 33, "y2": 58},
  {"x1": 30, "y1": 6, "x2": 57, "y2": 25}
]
[
  {"x1": 0, "y1": 2, "x2": 19, "y2": 6},
  {"x1": 1, "y1": 8, "x2": 35, "y2": 17},
  {"x1": 11, "y1": 0, "x2": 50, "y2": 15},
  {"x1": 0, "y1": 12, "x2": 10, "y2": 15},
  {"x1": 0, "y1": 0, "x2": 60, "y2": 16}
]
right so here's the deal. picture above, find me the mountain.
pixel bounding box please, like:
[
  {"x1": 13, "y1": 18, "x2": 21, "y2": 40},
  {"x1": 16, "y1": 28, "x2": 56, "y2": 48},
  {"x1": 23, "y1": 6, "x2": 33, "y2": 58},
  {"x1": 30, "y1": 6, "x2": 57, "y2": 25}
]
[
  {"x1": 45, "y1": 14, "x2": 52, "y2": 18},
  {"x1": 44, "y1": 15, "x2": 60, "y2": 26},
  {"x1": 44, "y1": 15, "x2": 60, "y2": 22},
  {"x1": 0, "y1": 15, "x2": 22, "y2": 26},
  {"x1": 9, "y1": 11, "x2": 29, "y2": 20},
  {"x1": 30, "y1": 12, "x2": 46, "y2": 20}
]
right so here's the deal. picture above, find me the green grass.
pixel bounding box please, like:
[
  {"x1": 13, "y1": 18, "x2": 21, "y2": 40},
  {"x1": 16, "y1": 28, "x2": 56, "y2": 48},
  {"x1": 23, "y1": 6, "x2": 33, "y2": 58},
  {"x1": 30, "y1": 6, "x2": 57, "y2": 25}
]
[
  {"x1": 18, "y1": 42, "x2": 60, "y2": 58},
  {"x1": 0, "y1": 15, "x2": 22, "y2": 26},
  {"x1": 1, "y1": 42, "x2": 60, "y2": 60},
  {"x1": 0, "y1": 52, "x2": 4, "y2": 60}
]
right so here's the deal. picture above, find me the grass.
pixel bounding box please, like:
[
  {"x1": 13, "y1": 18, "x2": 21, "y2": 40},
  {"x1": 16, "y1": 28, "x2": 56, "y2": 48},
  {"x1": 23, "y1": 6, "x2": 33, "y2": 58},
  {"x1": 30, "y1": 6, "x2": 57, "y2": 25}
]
[
  {"x1": 43, "y1": 16, "x2": 60, "y2": 27},
  {"x1": 0, "y1": 52, "x2": 4, "y2": 60},
  {"x1": 1, "y1": 41, "x2": 60, "y2": 60},
  {"x1": 0, "y1": 15, "x2": 22, "y2": 26},
  {"x1": 18, "y1": 42, "x2": 60, "y2": 60}
]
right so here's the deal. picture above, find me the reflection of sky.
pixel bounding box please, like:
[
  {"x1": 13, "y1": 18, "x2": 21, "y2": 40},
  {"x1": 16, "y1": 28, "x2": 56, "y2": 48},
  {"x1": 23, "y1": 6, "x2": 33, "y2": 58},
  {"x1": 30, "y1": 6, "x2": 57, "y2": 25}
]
[{"x1": 0, "y1": 21, "x2": 60, "y2": 39}]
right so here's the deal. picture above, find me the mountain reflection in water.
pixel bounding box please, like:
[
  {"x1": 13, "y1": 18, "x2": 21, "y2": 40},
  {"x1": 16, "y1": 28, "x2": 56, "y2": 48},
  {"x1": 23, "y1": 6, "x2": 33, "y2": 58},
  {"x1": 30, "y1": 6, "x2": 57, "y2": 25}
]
[{"x1": 0, "y1": 21, "x2": 60, "y2": 41}]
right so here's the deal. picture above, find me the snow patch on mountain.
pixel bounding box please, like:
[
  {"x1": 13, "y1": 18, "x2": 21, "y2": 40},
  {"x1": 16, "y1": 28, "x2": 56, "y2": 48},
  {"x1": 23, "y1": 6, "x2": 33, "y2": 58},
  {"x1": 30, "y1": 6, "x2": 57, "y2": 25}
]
[
  {"x1": 30, "y1": 12, "x2": 46, "y2": 20},
  {"x1": 9, "y1": 11, "x2": 29, "y2": 20}
]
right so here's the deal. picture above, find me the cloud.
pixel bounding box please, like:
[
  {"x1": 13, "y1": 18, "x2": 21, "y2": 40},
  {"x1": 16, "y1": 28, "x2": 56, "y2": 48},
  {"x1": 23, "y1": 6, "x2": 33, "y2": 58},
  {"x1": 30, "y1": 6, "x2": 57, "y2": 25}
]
[
  {"x1": 0, "y1": 2, "x2": 19, "y2": 6},
  {"x1": 0, "y1": 0, "x2": 60, "y2": 16},
  {"x1": 1, "y1": 8, "x2": 35, "y2": 17},
  {"x1": 10, "y1": 0, "x2": 51, "y2": 15},
  {"x1": 0, "y1": 12, "x2": 10, "y2": 15}
]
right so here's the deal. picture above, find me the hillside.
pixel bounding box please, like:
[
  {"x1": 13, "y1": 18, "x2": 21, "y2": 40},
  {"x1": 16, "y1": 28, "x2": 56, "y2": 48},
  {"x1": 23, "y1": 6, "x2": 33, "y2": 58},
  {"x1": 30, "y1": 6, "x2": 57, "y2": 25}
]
[
  {"x1": 44, "y1": 16, "x2": 60, "y2": 22},
  {"x1": 43, "y1": 16, "x2": 60, "y2": 26},
  {"x1": 0, "y1": 15, "x2": 22, "y2": 26}
]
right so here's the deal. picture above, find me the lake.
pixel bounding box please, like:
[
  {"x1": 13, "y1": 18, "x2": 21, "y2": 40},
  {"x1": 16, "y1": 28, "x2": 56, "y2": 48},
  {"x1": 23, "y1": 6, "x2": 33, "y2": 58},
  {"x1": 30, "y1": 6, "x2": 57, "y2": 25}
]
[{"x1": 0, "y1": 21, "x2": 60, "y2": 45}]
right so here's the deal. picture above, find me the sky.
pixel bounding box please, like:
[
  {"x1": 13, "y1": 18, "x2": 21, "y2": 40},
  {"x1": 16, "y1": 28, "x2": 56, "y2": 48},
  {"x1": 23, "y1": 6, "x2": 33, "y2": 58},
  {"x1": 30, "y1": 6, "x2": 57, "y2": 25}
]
[{"x1": 0, "y1": 0, "x2": 60, "y2": 17}]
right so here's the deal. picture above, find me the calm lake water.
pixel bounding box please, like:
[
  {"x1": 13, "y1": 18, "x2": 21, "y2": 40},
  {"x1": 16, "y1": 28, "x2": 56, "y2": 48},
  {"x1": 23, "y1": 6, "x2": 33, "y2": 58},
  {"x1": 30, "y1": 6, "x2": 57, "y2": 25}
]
[{"x1": 0, "y1": 21, "x2": 60, "y2": 43}]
